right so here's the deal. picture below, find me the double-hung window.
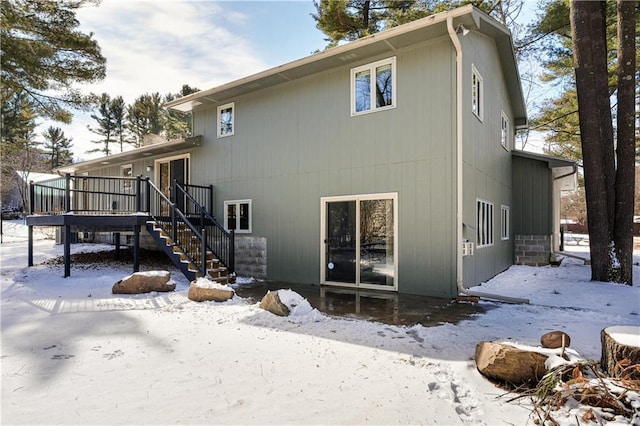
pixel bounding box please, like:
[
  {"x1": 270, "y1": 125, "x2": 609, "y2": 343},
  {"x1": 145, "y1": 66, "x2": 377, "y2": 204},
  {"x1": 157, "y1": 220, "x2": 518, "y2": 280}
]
[
  {"x1": 477, "y1": 199, "x2": 494, "y2": 247},
  {"x1": 500, "y1": 111, "x2": 509, "y2": 150},
  {"x1": 217, "y1": 102, "x2": 234, "y2": 138},
  {"x1": 501, "y1": 205, "x2": 510, "y2": 240},
  {"x1": 351, "y1": 57, "x2": 396, "y2": 116},
  {"x1": 472, "y1": 65, "x2": 483, "y2": 121},
  {"x1": 224, "y1": 199, "x2": 251, "y2": 233}
]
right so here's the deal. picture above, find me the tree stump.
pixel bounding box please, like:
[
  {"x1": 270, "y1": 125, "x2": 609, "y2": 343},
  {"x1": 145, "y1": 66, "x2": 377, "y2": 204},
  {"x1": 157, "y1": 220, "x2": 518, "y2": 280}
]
[{"x1": 600, "y1": 326, "x2": 640, "y2": 378}]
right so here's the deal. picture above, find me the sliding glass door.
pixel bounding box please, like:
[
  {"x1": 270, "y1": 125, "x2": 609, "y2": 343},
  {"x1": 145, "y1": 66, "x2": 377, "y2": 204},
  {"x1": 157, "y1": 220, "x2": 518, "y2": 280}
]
[{"x1": 321, "y1": 193, "x2": 397, "y2": 290}]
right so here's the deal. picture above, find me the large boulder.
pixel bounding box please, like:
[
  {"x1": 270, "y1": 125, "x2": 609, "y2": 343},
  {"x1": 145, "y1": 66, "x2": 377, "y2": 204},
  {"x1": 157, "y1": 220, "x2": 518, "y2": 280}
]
[
  {"x1": 112, "y1": 271, "x2": 175, "y2": 294},
  {"x1": 188, "y1": 278, "x2": 235, "y2": 302},
  {"x1": 540, "y1": 331, "x2": 571, "y2": 349},
  {"x1": 475, "y1": 341, "x2": 549, "y2": 386},
  {"x1": 259, "y1": 290, "x2": 290, "y2": 316}
]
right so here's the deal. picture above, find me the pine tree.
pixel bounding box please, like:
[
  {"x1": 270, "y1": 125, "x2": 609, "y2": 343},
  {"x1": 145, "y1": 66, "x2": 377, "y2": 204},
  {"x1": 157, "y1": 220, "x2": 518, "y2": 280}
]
[
  {"x1": 109, "y1": 96, "x2": 131, "y2": 152},
  {"x1": 312, "y1": 0, "x2": 525, "y2": 47},
  {"x1": 87, "y1": 93, "x2": 116, "y2": 156},
  {"x1": 126, "y1": 93, "x2": 165, "y2": 146},
  {"x1": 164, "y1": 84, "x2": 200, "y2": 140},
  {"x1": 569, "y1": 0, "x2": 636, "y2": 284},
  {"x1": 41, "y1": 126, "x2": 73, "y2": 169},
  {"x1": 524, "y1": 0, "x2": 637, "y2": 284},
  {"x1": 0, "y1": 0, "x2": 106, "y2": 123}
]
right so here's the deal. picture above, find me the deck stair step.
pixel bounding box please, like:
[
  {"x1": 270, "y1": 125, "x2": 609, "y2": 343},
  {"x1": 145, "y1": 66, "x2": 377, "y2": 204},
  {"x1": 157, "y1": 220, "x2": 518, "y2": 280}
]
[{"x1": 145, "y1": 219, "x2": 233, "y2": 284}]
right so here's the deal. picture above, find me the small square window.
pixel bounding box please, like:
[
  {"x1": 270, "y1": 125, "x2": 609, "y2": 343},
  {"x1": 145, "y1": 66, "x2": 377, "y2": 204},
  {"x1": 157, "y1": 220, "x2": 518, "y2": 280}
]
[
  {"x1": 224, "y1": 199, "x2": 251, "y2": 233},
  {"x1": 501, "y1": 205, "x2": 510, "y2": 240},
  {"x1": 351, "y1": 57, "x2": 396, "y2": 116},
  {"x1": 217, "y1": 102, "x2": 234, "y2": 138},
  {"x1": 501, "y1": 111, "x2": 509, "y2": 150},
  {"x1": 472, "y1": 65, "x2": 483, "y2": 121}
]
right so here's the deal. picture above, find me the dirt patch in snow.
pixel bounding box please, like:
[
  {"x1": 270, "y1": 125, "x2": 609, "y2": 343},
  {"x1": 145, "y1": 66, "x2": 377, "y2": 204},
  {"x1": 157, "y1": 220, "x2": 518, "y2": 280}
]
[{"x1": 40, "y1": 249, "x2": 172, "y2": 270}]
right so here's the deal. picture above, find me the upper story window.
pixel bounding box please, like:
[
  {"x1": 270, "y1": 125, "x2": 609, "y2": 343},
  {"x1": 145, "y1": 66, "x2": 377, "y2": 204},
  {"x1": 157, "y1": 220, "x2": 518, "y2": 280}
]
[
  {"x1": 224, "y1": 199, "x2": 251, "y2": 233},
  {"x1": 351, "y1": 57, "x2": 396, "y2": 116},
  {"x1": 471, "y1": 65, "x2": 483, "y2": 121},
  {"x1": 217, "y1": 102, "x2": 234, "y2": 138},
  {"x1": 501, "y1": 111, "x2": 509, "y2": 150},
  {"x1": 477, "y1": 199, "x2": 494, "y2": 248}
]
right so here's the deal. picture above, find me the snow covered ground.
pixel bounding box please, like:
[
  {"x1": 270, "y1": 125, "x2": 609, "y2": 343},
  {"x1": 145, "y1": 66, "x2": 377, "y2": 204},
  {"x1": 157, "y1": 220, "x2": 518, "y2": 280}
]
[{"x1": 1, "y1": 220, "x2": 639, "y2": 425}]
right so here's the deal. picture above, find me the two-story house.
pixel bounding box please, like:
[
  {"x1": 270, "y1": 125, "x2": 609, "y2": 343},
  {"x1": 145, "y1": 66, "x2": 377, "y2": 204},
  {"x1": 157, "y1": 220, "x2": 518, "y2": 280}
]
[{"x1": 32, "y1": 5, "x2": 575, "y2": 298}]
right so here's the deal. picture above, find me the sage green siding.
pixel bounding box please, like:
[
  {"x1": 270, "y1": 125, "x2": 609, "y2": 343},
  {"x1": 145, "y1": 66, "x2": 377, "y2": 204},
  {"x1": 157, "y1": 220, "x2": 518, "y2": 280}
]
[
  {"x1": 512, "y1": 155, "x2": 552, "y2": 236},
  {"x1": 461, "y1": 32, "x2": 514, "y2": 287},
  {"x1": 191, "y1": 38, "x2": 458, "y2": 297}
]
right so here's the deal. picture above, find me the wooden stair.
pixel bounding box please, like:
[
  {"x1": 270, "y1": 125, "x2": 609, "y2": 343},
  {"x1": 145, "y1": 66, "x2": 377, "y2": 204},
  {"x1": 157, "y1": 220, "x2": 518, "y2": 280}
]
[{"x1": 146, "y1": 220, "x2": 235, "y2": 284}]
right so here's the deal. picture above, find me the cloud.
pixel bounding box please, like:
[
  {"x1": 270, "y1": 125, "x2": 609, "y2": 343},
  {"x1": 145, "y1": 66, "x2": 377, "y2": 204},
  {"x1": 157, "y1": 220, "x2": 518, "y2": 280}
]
[
  {"x1": 74, "y1": 0, "x2": 267, "y2": 100},
  {"x1": 40, "y1": 0, "x2": 271, "y2": 159}
]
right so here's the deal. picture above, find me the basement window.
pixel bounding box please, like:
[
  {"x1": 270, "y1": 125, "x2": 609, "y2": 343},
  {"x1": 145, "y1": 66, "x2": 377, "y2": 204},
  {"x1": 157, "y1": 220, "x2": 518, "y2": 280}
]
[
  {"x1": 501, "y1": 205, "x2": 510, "y2": 240},
  {"x1": 224, "y1": 199, "x2": 251, "y2": 233},
  {"x1": 477, "y1": 199, "x2": 494, "y2": 247}
]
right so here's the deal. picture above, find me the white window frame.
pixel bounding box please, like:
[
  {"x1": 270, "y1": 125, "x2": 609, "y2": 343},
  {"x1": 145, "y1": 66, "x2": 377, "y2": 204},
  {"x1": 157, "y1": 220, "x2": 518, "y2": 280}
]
[
  {"x1": 121, "y1": 164, "x2": 133, "y2": 190},
  {"x1": 476, "y1": 199, "x2": 494, "y2": 248},
  {"x1": 350, "y1": 57, "x2": 397, "y2": 116},
  {"x1": 224, "y1": 199, "x2": 252, "y2": 233},
  {"x1": 320, "y1": 192, "x2": 398, "y2": 291},
  {"x1": 501, "y1": 205, "x2": 510, "y2": 240},
  {"x1": 217, "y1": 102, "x2": 235, "y2": 138},
  {"x1": 500, "y1": 111, "x2": 509, "y2": 151},
  {"x1": 472, "y1": 65, "x2": 483, "y2": 121}
]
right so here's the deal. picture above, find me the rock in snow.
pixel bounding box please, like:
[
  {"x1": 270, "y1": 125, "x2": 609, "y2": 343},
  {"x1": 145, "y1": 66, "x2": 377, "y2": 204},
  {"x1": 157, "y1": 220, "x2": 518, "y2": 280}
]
[
  {"x1": 540, "y1": 330, "x2": 571, "y2": 349},
  {"x1": 188, "y1": 278, "x2": 235, "y2": 302},
  {"x1": 112, "y1": 270, "x2": 176, "y2": 294},
  {"x1": 475, "y1": 341, "x2": 549, "y2": 386}
]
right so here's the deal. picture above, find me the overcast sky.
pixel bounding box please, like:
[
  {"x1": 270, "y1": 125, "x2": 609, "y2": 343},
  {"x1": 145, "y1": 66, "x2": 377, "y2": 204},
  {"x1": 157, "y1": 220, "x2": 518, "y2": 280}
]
[
  {"x1": 39, "y1": 0, "x2": 543, "y2": 162},
  {"x1": 39, "y1": 0, "x2": 326, "y2": 161}
]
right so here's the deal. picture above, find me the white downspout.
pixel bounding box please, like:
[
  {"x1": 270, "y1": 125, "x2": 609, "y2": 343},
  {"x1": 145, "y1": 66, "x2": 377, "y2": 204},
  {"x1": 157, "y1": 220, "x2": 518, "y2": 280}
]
[
  {"x1": 447, "y1": 17, "x2": 528, "y2": 304},
  {"x1": 447, "y1": 17, "x2": 465, "y2": 296}
]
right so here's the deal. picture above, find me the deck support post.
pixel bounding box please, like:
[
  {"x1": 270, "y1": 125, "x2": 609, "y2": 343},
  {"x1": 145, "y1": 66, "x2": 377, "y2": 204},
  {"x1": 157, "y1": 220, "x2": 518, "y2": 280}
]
[
  {"x1": 28, "y1": 225, "x2": 33, "y2": 266},
  {"x1": 114, "y1": 232, "x2": 121, "y2": 259},
  {"x1": 133, "y1": 226, "x2": 140, "y2": 272},
  {"x1": 64, "y1": 225, "x2": 71, "y2": 277}
]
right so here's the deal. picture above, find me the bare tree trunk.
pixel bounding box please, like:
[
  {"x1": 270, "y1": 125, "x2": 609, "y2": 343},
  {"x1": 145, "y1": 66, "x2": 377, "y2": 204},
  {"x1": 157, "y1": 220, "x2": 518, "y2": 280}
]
[
  {"x1": 569, "y1": 0, "x2": 616, "y2": 282},
  {"x1": 612, "y1": 0, "x2": 636, "y2": 285}
]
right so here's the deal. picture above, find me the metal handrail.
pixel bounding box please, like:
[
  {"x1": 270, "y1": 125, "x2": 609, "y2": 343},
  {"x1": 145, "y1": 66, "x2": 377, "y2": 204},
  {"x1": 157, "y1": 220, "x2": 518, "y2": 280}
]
[
  {"x1": 28, "y1": 174, "x2": 234, "y2": 276},
  {"x1": 174, "y1": 182, "x2": 234, "y2": 275}
]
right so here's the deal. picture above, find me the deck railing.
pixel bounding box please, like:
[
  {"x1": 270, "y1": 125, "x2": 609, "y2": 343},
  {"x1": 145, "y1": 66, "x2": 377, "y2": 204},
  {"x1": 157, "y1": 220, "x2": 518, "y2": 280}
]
[
  {"x1": 174, "y1": 183, "x2": 234, "y2": 275},
  {"x1": 29, "y1": 173, "x2": 234, "y2": 273},
  {"x1": 29, "y1": 174, "x2": 147, "y2": 215},
  {"x1": 177, "y1": 182, "x2": 214, "y2": 216}
]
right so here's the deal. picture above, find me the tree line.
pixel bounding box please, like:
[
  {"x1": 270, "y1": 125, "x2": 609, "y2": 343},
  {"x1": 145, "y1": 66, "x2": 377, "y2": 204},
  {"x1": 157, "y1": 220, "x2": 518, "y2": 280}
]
[{"x1": 86, "y1": 85, "x2": 198, "y2": 157}]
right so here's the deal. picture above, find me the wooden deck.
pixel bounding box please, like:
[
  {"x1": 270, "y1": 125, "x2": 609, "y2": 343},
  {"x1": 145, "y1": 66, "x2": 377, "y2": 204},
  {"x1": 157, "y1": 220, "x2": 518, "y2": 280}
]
[{"x1": 26, "y1": 213, "x2": 151, "y2": 278}]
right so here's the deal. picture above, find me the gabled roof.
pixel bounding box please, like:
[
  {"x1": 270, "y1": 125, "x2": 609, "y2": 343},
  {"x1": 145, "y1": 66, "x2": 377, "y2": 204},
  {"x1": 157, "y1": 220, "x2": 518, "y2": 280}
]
[{"x1": 166, "y1": 5, "x2": 526, "y2": 127}]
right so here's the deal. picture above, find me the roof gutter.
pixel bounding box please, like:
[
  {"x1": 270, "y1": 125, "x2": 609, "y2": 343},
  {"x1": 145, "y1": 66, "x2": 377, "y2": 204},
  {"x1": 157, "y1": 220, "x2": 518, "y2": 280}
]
[{"x1": 447, "y1": 17, "x2": 529, "y2": 305}]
